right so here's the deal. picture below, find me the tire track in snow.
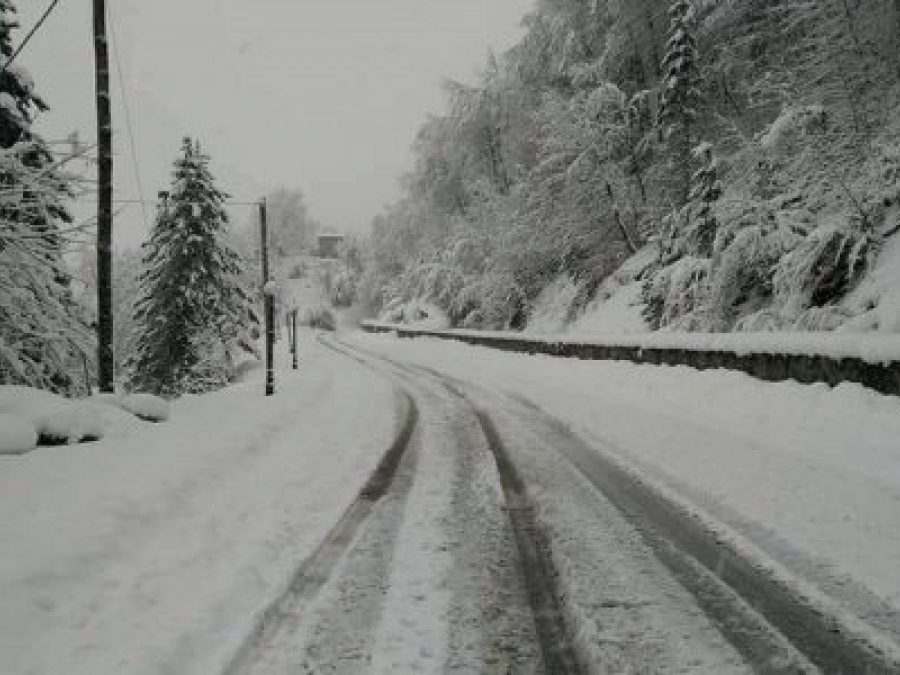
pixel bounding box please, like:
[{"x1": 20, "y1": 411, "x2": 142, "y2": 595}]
[
  {"x1": 333, "y1": 336, "x2": 583, "y2": 673},
  {"x1": 222, "y1": 370, "x2": 418, "y2": 675}
]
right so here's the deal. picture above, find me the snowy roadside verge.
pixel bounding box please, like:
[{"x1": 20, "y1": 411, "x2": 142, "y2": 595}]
[
  {"x1": 350, "y1": 332, "x2": 900, "y2": 665},
  {"x1": 361, "y1": 321, "x2": 900, "y2": 395},
  {"x1": 0, "y1": 332, "x2": 397, "y2": 675}
]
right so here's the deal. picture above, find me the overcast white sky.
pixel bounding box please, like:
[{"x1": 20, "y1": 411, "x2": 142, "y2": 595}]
[{"x1": 20, "y1": 0, "x2": 533, "y2": 248}]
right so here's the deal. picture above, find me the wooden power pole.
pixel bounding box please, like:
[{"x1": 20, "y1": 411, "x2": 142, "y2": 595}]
[
  {"x1": 93, "y1": 0, "x2": 114, "y2": 392},
  {"x1": 260, "y1": 198, "x2": 275, "y2": 396}
]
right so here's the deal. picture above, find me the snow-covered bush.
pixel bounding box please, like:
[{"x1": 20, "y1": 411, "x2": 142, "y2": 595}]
[
  {"x1": 772, "y1": 223, "x2": 874, "y2": 320},
  {"x1": 706, "y1": 219, "x2": 799, "y2": 330},
  {"x1": 643, "y1": 255, "x2": 710, "y2": 330}
]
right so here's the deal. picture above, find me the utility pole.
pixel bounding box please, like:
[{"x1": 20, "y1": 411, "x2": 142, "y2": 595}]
[
  {"x1": 260, "y1": 198, "x2": 275, "y2": 396},
  {"x1": 93, "y1": 0, "x2": 114, "y2": 392}
]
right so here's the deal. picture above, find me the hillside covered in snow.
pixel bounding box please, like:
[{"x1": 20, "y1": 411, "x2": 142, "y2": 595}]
[{"x1": 363, "y1": 0, "x2": 900, "y2": 337}]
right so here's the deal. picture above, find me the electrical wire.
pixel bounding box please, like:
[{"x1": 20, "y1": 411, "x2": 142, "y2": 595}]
[
  {"x1": 107, "y1": 2, "x2": 151, "y2": 233},
  {"x1": 0, "y1": 0, "x2": 62, "y2": 76}
]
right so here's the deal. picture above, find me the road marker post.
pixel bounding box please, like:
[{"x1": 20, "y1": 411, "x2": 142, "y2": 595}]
[{"x1": 260, "y1": 198, "x2": 275, "y2": 396}]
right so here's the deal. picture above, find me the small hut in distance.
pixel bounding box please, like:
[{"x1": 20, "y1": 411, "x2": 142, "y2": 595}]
[{"x1": 316, "y1": 232, "x2": 344, "y2": 259}]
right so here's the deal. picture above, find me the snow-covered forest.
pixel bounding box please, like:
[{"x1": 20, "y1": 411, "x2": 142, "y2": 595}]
[{"x1": 363, "y1": 0, "x2": 900, "y2": 335}]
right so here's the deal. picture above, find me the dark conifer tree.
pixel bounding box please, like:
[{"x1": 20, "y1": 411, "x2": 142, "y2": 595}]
[
  {"x1": 658, "y1": 0, "x2": 700, "y2": 208},
  {"x1": 688, "y1": 141, "x2": 721, "y2": 257},
  {"x1": 127, "y1": 138, "x2": 258, "y2": 395}
]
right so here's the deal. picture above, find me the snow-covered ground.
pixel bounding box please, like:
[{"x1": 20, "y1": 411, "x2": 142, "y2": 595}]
[
  {"x1": 350, "y1": 331, "x2": 900, "y2": 651},
  {"x1": 0, "y1": 332, "x2": 396, "y2": 675}
]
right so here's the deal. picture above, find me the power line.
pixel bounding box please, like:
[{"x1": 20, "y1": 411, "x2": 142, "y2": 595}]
[
  {"x1": 107, "y1": 3, "x2": 150, "y2": 232},
  {"x1": 0, "y1": 0, "x2": 62, "y2": 76},
  {"x1": 111, "y1": 197, "x2": 262, "y2": 207}
]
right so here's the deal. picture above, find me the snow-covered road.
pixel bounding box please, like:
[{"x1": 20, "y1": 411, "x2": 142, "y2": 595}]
[
  {"x1": 5, "y1": 329, "x2": 900, "y2": 673},
  {"x1": 342, "y1": 330, "x2": 900, "y2": 672},
  {"x1": 233, "y1": 335, "x2": 762, "y2": 673}
]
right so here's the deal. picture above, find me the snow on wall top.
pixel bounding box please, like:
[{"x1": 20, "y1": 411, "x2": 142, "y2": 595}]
[{"x1": 362, "y1": 322, "x2": 900, "y2": 365}]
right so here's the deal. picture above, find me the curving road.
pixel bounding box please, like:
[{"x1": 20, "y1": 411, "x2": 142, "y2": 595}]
[{"x1": 227, "y1": 333, "x2": 898, "y2": 674}]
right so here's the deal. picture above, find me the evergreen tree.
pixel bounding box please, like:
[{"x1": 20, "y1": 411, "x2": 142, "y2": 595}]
[
  {"x1": 0, "y1": 0, "x2": 87, "y2": 393},
  {"x1": 658, "y1": 0, "x2": 700, "y2": 208},
  {"x1": 688, "y1": 141, "x2": 721, "y2": 257},
  {"x1": 127, "y1": 138, "x2": 258, "y2": 396},
  {"x1": 0, "y1": 1, "x2": 48, "y2": 148}
]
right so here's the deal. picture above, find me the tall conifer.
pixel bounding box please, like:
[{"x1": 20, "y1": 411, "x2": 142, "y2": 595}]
[{"x1": 128, "y1": 138, "x2": 258, "y2": 395}]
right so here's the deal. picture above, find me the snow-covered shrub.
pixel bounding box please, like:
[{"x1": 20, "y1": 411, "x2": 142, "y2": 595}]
[
  {"x1": 642, "y1": 255, "x2": 710, "y2": 330},
  {"x1": 706, "y1": 220, "x2": 799, "y2": 329},
  {"x1": 772, "y1": 223, "x2": 874, "y2": 320}
]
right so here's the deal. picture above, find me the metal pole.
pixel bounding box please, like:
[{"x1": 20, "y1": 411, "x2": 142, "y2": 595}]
[
  {"x1": 94, "y1": 0, "x2": 114, "y2": 392},
  {"x1": 291, "y1": 310, "x2": 298, "y2": 370},
  {"x1": 260, "y1": 198, "x2": 275, "y2": 396}
]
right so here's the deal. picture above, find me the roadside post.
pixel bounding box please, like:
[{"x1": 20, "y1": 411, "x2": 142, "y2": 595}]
[
  {"x1": 291, "y1": 310, "x2": 299, "y2": 370},
  {"x1": 260, "y1": 198, "x2": 275, "y2": 396}
]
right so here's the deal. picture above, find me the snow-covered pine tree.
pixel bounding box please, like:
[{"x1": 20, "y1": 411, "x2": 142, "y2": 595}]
[
  {"x1": 0, "y1": 1, "x2": 48, "y2": 148},
  {"x1": 687, "y1": 141, "x2": 721, "y2": 257},
  {"x1": 127, "y1": 138, "x2": 258, "y2": 396},
  {"x1": 658, "y1": 0, "x2": 700, "y2": 208},
  {"x1": 0, "y1": 0, "x2": 88, "y2": 393}
]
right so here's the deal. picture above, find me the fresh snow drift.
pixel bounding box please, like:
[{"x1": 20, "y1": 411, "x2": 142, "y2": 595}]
[
  {"x1": 0, "y1": 412, "x2": 37, "y2": 455},
  {"x1": 0, "y1": 333, "x2": 396, "y2": 675}
]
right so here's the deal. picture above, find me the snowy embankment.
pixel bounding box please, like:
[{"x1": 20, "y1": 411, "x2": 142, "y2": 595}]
[
  {"x1": 0, "y1": 332, "x2": 396, "y2": 675},
  {"x1": 350, "y1": 332, "x2": 900, "y2": 653}
]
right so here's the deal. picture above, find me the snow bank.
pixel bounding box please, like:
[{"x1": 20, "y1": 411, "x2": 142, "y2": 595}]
[
  {"x1": 365, "y1": 322, "x2": 900, "y2": 365},
  {"x1": 0, "y1": 386, "x2": 145, "y2": 448},
  {"x1": 118, "y1": 393, "x2": 170, "y2": 422},
  {"x1": 0, "y1": 413, "x2": 37, "y2": 455}
]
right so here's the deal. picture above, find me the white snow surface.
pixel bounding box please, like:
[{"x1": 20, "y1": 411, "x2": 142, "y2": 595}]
[
  {"x1": 351, "y1": 331, "x2": 900, "y2": 649},
  {"x1": 0, "y1": 413, "x2": 37, "y2": 455},
  {"x1": 0, "y1": 332, "x2": 396, "y2": 675}
]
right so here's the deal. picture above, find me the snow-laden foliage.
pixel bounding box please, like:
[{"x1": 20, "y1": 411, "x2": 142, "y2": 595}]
[
  {"x1": 659, "y1": 0, "x2": 701, "y2": 207},
  {"x1": 127, "y1": 138, "x2": 258, "y2": 396},
  {"x1": 0, "y1": 3, "x2": 88, "y2": 393},
  {"x1": 0, "y1": 144, "x2": 89, "y2": 392},
  {"x1": 364, "y1": 0, "x2": 900, "y2": 335}
]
